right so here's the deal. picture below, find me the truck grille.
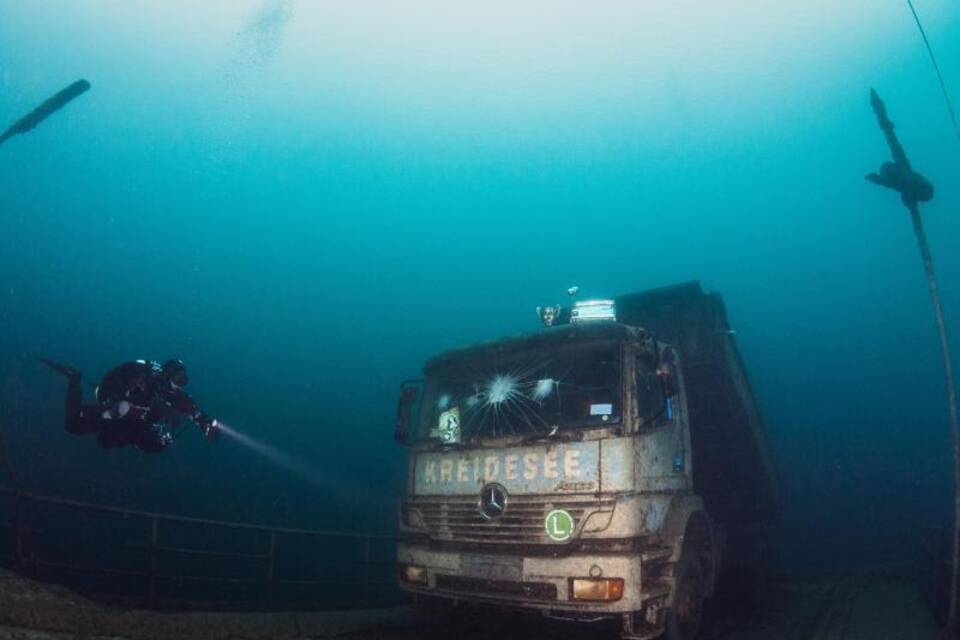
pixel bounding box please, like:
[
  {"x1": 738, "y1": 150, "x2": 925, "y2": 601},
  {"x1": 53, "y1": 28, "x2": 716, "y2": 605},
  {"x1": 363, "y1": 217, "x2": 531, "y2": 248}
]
[{"x1": 407, "y1": 494, "x2": 614, "y2": 544}]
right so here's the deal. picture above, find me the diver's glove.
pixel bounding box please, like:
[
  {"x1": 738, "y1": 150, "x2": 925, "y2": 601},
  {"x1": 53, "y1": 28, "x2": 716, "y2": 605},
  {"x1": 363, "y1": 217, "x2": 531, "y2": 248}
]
[
  {"x1": 192, "y1": 412, "x2": 219, "y2": 441},
  {"x1": 201, "y1": 418, "x2": 221, "y2": 442}
]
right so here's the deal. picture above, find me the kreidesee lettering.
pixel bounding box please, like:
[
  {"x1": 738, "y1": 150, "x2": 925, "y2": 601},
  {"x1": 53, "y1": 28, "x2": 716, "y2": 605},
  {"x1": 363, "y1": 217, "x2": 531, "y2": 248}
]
[{"x1": 422, "y1": 449, "x2": 583, "y2": 484}]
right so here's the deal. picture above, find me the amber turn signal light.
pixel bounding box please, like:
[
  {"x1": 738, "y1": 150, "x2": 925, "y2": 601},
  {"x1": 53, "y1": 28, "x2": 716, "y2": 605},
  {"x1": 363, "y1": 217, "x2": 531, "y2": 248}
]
[
  {"x1": 570, "y1": 577, "x2": 624, "y2": 601},
  {"x1": 399, "y1": 564, "x2": 428, "y2": 585}
]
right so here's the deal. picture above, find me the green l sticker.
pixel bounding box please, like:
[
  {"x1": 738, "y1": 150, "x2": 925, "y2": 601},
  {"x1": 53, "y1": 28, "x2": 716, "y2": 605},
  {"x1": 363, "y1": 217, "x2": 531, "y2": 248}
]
[{"x1": 545, "y1": 509, "x2": 575, "y2": 542}]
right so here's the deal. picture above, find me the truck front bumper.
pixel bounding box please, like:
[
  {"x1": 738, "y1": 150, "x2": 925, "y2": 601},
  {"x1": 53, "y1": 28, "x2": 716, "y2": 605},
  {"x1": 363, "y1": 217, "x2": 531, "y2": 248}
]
[{"x1": 397, "y1": 542, "x2": 663, "y2": 618}]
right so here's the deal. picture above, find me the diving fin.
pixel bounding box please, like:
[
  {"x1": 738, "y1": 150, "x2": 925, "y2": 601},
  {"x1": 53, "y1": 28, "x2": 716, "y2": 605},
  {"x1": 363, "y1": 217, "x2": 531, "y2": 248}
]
[{"x1": 39, "y1": 358, "x2": 81, "y2": 380}]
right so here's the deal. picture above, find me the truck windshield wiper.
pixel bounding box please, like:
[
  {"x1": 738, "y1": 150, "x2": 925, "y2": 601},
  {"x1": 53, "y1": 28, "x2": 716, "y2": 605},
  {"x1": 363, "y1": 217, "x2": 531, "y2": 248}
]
[
  {"x1": 430, "y1": 437, "x2": 483, "y2": 451},
  {"x1": 522, "y1": 426, "x2": 578, "y2": 445},
  {"x1": 431, "y1": 441, "x2": 466, "y2": 452}
]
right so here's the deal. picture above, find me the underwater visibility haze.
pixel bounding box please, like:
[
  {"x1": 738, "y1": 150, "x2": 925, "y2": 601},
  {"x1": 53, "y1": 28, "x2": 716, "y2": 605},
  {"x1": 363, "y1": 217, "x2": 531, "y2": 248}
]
[{"x1": 2, "y1": 0, "x2": 960, "y2": 625}]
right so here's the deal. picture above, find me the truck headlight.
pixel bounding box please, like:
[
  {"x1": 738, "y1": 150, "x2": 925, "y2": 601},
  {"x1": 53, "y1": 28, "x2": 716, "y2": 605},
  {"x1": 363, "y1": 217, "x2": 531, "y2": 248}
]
[
  {"x1": 399, "y1": 564, "x2": 428, "y2": 586},
  {"x1": 569, "y1": 578, "x2": 624, "y2": 601},
  {"x1": 401, "y1": 504, "x2": 426, "y2": 529}
]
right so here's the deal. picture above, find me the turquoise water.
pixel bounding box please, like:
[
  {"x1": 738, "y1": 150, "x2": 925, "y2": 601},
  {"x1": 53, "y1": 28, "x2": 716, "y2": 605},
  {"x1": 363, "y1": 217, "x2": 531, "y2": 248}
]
[{"x1": 1, "y1": 1, "x2": 959, "y2": 573}]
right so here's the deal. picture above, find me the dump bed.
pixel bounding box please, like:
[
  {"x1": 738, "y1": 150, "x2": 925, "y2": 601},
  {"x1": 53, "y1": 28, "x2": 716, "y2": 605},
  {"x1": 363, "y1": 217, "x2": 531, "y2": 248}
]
[{"x1": 616, "y1": 281, "x2": 779, "y2": 527}]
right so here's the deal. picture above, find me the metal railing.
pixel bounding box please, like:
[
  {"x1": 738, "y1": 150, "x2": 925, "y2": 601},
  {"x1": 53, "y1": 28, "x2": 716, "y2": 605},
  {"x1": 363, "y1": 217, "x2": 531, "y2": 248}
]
[{"x1": 0, "y1": 486, "x2": 401, "y2": 611}]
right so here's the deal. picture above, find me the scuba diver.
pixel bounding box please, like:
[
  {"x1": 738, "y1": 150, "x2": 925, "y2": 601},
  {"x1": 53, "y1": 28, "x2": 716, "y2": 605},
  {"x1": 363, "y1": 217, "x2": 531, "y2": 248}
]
[{"x1": 41, "y1": 358, "x2": 220, "y2": 453}]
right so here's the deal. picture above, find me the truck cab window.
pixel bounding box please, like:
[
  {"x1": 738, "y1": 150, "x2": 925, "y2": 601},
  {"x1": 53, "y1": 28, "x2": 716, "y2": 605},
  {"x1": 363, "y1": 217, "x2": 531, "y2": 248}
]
[{"x1": 636, "y1": 357, "x2": 666, "y2": 427}]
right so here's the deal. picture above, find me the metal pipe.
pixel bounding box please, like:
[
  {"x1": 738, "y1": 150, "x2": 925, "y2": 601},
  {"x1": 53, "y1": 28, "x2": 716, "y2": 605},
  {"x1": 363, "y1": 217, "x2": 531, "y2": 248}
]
[{"x1": 907, "y1": 200, "x2": 960, "y2": 631}]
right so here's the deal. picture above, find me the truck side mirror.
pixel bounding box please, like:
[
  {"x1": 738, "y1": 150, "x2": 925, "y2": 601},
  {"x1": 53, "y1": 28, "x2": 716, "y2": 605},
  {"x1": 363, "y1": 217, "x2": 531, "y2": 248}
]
[{"x1": 395, "y1": 381, "x2": 424, "y2": 445}]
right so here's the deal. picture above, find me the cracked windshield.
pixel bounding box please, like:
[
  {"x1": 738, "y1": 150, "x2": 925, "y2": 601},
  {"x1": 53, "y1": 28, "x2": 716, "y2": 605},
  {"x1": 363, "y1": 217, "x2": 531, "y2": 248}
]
[{"x1": 419, "y1": 345, "x2": 621, "y2": 443}]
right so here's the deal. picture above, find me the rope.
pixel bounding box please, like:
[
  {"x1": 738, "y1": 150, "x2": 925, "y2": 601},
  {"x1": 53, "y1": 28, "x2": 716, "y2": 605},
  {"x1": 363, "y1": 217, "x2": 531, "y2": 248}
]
[{"x1": 906, "y1": 0, "x2": 960, "y2": 141}]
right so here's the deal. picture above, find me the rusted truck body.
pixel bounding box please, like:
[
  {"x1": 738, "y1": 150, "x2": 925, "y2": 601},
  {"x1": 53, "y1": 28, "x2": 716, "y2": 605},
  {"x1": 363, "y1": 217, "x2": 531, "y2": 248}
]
[{"x1": 394, "y1": 282, "x2": 779, "y2": 639}]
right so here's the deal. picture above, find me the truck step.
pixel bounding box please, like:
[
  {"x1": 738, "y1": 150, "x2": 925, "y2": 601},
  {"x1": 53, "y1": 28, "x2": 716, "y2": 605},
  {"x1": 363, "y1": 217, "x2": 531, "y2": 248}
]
[
  {"x1": 656, "y1": 573, "x2": 677, "y2": 586},
  {"x1": 640, "y1": 547, "x2": 673, "y2": 563},
  {"x1": 642, "y1": 585, "x2": 671, "y2": 601}
]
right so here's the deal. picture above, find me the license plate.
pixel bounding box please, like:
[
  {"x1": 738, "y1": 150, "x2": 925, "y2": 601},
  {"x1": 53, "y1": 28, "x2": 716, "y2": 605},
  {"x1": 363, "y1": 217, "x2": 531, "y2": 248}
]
[{"x1": 461, "y1": 554, "x2": 523, "y2": 582}]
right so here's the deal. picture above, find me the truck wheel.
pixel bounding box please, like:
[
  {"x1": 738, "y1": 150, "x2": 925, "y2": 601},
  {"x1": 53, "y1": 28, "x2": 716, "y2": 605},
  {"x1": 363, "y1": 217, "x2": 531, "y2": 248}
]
[
  {"x1": 414, "y1": 596, "x2": 461, "y2": 629},
  {"x1": 665, "y1": 544, "x2": 705, "y2": 640},
  {"x1": 743, "y1": 538, "x2": 770, "y2": 609}
]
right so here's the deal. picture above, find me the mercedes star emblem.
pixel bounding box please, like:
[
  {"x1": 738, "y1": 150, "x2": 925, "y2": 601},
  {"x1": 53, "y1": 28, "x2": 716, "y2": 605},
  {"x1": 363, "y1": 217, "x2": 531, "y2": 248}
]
[{"x1": 479, "y1": 483, "x2": 508, "y2": 520}]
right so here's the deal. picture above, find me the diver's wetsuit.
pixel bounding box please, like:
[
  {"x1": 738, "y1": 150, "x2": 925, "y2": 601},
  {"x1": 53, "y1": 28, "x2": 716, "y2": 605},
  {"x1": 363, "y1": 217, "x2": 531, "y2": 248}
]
[{"x1": 60, "y1": 360, "x2": 212, "y2": 453}]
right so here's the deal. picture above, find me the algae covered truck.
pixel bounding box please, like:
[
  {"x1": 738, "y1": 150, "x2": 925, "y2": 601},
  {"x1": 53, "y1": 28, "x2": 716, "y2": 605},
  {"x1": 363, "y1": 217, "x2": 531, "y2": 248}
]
[{"x1": 394, "y1": 282, "x2": 779, "y2": 640}]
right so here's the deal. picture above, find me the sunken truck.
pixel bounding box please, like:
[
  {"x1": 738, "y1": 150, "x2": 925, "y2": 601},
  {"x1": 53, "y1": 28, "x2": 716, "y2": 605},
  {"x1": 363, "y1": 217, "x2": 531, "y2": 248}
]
[{"x1": 394, "y1": 282, "x2": 779, "y2": 640}]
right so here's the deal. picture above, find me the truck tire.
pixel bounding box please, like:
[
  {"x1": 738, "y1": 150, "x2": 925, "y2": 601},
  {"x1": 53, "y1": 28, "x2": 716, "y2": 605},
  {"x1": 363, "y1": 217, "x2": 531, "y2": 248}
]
[
  {"x1": 716, "y1": 529, "x2": 769, "y2": 611},
  {"x1": 414, "y1": 596, "x2": 462, "y2": 630},
  {"x1": 665, "y1": 543, "x2": 705, "y2": 640},
  {"x1": 742, "y1": 537, "x2": 770, "y2": 608}
]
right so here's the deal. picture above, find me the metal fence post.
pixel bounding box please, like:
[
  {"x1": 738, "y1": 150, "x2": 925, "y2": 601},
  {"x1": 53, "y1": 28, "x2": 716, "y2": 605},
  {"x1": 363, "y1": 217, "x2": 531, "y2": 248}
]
[
  {"x1": 264, "y1": 531, "x2": 277, "y2": 608},
  {"x1": 13, "y1": 492, "x2": 23, "y2": 566},
  {"x1": 148, "y1": 518, "x2": 159, "y2": 605},
  {"x1": 362, "y1": 535, "x2": 371, "y2": 605},
  {"x1": 0, "y1": 420, "x2": 17, "y2": 489}
]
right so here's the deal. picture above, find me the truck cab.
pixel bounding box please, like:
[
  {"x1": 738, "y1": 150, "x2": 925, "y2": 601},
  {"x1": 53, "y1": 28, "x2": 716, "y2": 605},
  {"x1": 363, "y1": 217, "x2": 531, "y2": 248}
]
[{"x1": 395, "y1": 282, "x2": 778, "y2": 640}]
